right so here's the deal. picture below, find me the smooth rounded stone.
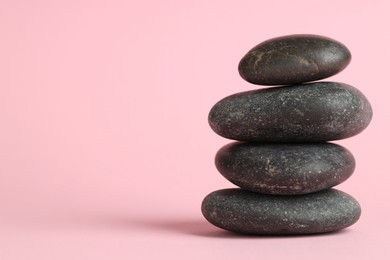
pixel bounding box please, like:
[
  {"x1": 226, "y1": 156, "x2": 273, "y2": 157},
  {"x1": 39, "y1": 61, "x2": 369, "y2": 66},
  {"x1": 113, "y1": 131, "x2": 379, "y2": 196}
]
[
  {"x1": 208, "y1": 82, "x2": 372, "y2": 142},
  {"x1": 201, "y1": 188, "x2": 361, "y2": 235},
  {"x1": 238, "y1": 34, "x2": 351, "y2": 85},
  {"x1": 215, "y1": 142, "x2": 355, "y2": 195}
]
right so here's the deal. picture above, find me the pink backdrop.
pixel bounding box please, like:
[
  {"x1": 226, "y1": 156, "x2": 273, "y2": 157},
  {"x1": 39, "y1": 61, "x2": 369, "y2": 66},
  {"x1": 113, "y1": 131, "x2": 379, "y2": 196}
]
[{"x1": 0, "y1": 0, "x2": 389, "y2": 259}]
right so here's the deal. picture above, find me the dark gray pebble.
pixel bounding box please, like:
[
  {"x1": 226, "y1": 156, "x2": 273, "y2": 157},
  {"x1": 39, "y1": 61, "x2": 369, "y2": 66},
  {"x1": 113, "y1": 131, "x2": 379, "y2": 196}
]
[
  {"x1": 201, "y1": 188, "x2": 361, "y2": 235},
  {"x1": 208, "y1": 82, "x2": 372, "y2": 142},
  {"x1": 238, "y1": 34, "x2": 351, "y2": 85},
  {"x1": 215, "y1": 142, "x2": 355, "y2": 195}
]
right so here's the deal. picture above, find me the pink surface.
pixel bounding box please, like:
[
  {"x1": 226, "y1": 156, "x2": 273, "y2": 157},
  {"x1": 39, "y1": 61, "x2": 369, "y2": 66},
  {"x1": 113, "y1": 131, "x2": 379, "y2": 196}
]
[{"x1": 0, "y1": 0, "x2": 389, "y2": 259}]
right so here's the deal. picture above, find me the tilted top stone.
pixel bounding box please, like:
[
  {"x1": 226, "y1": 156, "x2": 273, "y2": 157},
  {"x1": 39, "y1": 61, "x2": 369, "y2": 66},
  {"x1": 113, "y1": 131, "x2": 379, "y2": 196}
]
[{"x1": 238, "y1": 34, "x2": 351, "y2": 85}]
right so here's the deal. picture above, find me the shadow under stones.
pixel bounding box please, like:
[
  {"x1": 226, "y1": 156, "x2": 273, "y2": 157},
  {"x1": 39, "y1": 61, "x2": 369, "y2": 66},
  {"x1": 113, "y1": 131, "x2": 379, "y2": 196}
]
[{"x1": 127, "y1": 218, "x2": 351, "y2": 239}]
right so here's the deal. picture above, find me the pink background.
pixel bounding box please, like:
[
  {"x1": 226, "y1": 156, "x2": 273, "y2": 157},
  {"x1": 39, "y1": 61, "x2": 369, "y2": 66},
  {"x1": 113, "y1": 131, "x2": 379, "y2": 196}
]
[{"x1": 0, "y1": 0, "x2": 389, "y2": 259}]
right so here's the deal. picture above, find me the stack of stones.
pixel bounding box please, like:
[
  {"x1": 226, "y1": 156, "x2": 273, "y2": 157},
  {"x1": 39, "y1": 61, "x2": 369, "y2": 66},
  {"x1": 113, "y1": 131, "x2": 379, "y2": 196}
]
[{"x1": 201, "y1": 34, "x2": 373, "y2": 235}]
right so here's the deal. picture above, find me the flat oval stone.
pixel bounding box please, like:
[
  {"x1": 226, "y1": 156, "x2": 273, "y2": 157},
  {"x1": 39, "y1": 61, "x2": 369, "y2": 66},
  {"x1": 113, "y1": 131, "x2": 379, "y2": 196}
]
[
  {"x1": 215, "y1": 142, "x2": 355, "y2": 195},
  {"x1": 208, "y1": 82, "x2": 372, "y2": 142},
  {"x1": 238, "y1": 34, "x2": 351, "y2": 85},
  {"x1": 201, "y1": 188, "x2": 361, "y2": 235}
]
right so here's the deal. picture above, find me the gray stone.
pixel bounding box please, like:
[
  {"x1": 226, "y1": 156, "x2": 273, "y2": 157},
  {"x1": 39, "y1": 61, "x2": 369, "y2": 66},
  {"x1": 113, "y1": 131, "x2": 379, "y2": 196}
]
[
  {"x1": 208, "y1": 82, "x2": 372, "y2": 142},
  {"x1": 215, "y1": 142, "x2": 355, "y2": 195},
  {"x1": 238, "y1": 34, "x2": 351, "y2": 85},
  {"x1": 201, "y1": 188, "x2": 361, "y2": 235}
]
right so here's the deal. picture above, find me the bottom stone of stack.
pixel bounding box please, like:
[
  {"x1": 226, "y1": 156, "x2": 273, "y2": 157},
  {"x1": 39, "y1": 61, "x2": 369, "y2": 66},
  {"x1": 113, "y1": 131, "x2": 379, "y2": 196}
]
[{"x1": 201, "y1": 188, "x2": 361, "y2": 235}]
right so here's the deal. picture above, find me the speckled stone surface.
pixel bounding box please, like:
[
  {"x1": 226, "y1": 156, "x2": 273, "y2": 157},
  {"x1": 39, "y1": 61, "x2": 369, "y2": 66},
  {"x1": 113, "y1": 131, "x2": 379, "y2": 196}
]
[
  {"x1": 201, "y1": 188, "x2": 361, "y2": 235},
  {"x1": 208, "y1": 82, "x2": 372, "y2": 142},
  {"x1": 238, "y1": 34, "x2": 351, "y2": 86},
  {"x1": 215, "y1": 142, "x2": 355, "y2": 195}
]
